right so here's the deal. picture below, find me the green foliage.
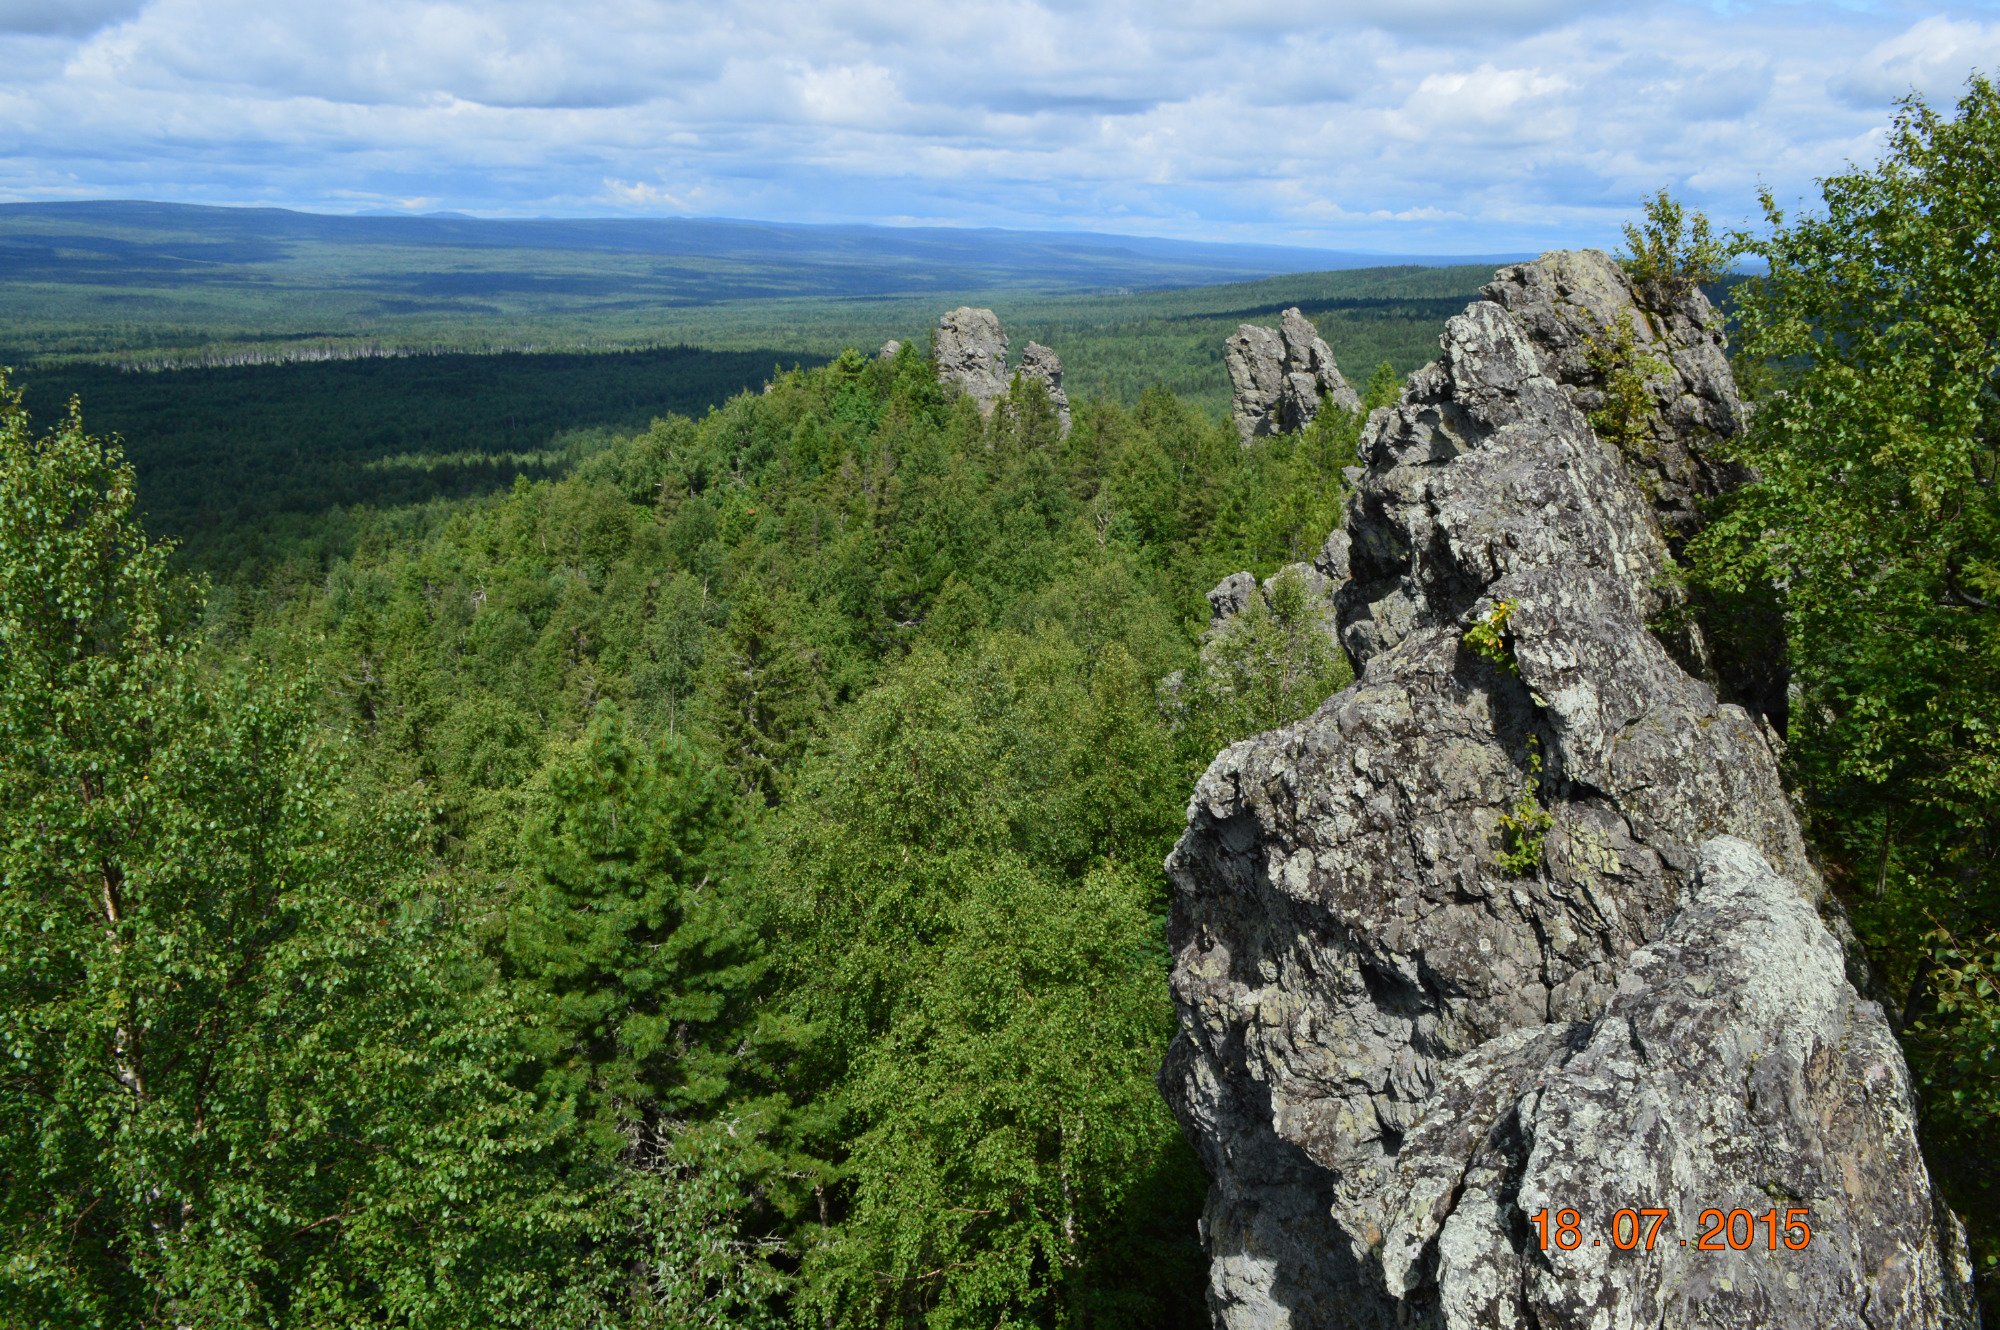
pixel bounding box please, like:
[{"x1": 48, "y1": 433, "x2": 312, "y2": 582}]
[
  {"x1": 1911, "y1": 927, "x2": 2000, "y2": 1140},
  {"x1": 1582, "y1": 315, "x2": 1672, "y2": 454},
  {"x1": 0, "y1": 376, "x2": 620, "y2": 1327},
  {"x1": 183, "y1": 321, "x2": 1389, "y2": 1324},
  {"x1": 704, "y1": 583, "x2": 831, "y2": 805},
  {"x1": 621, "y1": 1129, "x2": 789, "y2": 1330},
  {"x1": 774, "y1": 636, "x2": 1202, "y2": 1329},
  {"x1": 1619, "y1": 188, "x2": 1732, "y2": 290},
  {"x1": 1496, "y1": 738, "x2": 1553, "y2": 878},
  {"x1": 2, "y1": 248, "x2": 1408, "y2": 1323},
  {"x1": 21, "y1": 346, "x2": 810, "y2": 586},
  {"x1": 1175, "y1": 567, "x2": 1354, "y2": 765},
  {"x1": 1688, "y1": 77, "x2": 2000, "y2": 1302},
  {"x1": 1361, "y1": 359, "x2": 1402, "y2": 412},
  {"x1": 1462, "y1": 598, "x2": 1520, "y2": 675},
  {"x1": 500, "y1": 704, "x2": 767, "y2": 1148}
]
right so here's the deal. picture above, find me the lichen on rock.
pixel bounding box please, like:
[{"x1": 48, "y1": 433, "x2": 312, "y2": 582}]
[{"x1": 1161, "y1": 252, "x2": 1978, "y2": 1329}]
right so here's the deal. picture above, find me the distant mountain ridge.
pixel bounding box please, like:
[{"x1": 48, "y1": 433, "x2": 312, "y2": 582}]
[{"x1": 0, "y1": 200, "x2": 1527, "y2": 297}]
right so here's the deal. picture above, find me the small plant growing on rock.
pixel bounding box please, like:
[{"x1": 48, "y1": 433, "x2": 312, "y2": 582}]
[
  {"x1": 1463, "y1": 599, "x2": 1520, "y2": 675},
  {"x1": 1583, "y1": 314, "x2": 1672, "y2": 455},
  {"x1": 1497, "y1": 737, "x2": 1554, "y2": 877},
  {"x1": 1620, "y1": 187, "x2": 1731, "y2": 292}
]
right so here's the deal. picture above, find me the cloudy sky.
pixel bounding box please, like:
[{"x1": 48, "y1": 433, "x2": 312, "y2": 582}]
[{"x1": 2, "y1": 0, "x2": 1997, "y2": 252}]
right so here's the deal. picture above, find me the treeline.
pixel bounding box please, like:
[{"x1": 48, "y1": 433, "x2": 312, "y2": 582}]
[
  {"x1": 1, "y1": 338, "x2": 1379, "y2": 1327},
  {"x1": 17, "y1": 343, "x2": 820, "y2": 586}
]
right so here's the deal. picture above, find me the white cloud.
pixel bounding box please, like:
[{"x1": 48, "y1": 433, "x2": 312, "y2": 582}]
[
  {"x1": 0, "y1": 0, "x2": 1992, "y2": 251},
  {"x1": 1392, "y1": 64, "x2": 1575, "y2": 144},
  {"x1": 1832, "y1": 14, "x2": 2000, "y2": 107},
  {"x1": 600, "y1": 177, "x2": 699, "y2": 209}
]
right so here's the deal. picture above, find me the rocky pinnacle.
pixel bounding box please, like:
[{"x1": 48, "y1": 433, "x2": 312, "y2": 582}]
[
  {"x1": 1225, "y1": 307, "x2": 1363, "y2": 445},
  {"x1": 1161, "y1": 251, "x2": 1979, "y2": 1329},
  {"x1": 933, "y1": 307, "x2": 1071, "y2": 435}
]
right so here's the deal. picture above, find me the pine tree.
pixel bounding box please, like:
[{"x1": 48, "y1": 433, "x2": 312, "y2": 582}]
[{"x1": 502, "y1": 704, "x2": 766, "y2": 1148}]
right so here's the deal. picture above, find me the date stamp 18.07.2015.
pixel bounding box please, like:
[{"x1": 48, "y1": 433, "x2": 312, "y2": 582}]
[{"x1": 1529, "y1": 1207, "x2": 1813, "y2": 1254}]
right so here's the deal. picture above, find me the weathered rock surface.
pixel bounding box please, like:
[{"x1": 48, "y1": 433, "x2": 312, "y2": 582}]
[
  {"x1": 935, "y1": 306, "x2": 1010, "y2": 415},
  {"x1": 1227, "y1": 307, "x2": 1363, "y2": 444},
  {"x1": 932, "y1": 307, "x2": 1071, "y2": 435},
  {"x1": 1018, "y1": 339, "x2": 1073, "y2": 435},
  {"x1": 877, "y1": 338, "x2": 902, "y2": 361},
  {"x1": 1479, "y1": 248, "x2": 1746, "y2": 552},
  {"x1": 1161, "y1": 254, "x2": 1977, "y2": 1329},
  {"x1": 1207, "y1": 571, "x2": 1261, "y2": 631}
]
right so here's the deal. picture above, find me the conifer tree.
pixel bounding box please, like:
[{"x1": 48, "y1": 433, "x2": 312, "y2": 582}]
[
  {"x1": 501, "y1": 704, "x2": 767, "y2": 1150},
  {"x1": 703, "y1": 581, "x2": 827, "y2": 804}
]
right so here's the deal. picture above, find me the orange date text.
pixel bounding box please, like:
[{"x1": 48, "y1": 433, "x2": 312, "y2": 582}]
[{"x1": 1528, "y1": 1207, "x2": 1812, "y2": 1252}]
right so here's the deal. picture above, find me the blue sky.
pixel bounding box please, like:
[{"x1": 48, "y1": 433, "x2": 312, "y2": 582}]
[{"x1": 2, "y1": 0, "x2": 1998, "y2": 253}]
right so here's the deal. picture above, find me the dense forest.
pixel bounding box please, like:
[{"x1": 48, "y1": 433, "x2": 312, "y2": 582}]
[
  {"x1": 10, "y1": 266, "x2": 1489, "y2": 591},
  {"x1": 15, "y1": 344, "x2": 820, "y2": 586},
  {"x1": 2, "y1": 82, "x2": 1996, "y2": 1328},
  {"x1": 1, "y1": 332, "x2": 1376, "y2": 1326}
]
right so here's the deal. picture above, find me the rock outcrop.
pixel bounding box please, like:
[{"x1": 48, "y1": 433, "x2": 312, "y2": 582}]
[
  {"x1": 1479, "y1": 249, "x2": 1745, "y2": 552},
  {"x1": 1205, "y1": 530, "x2": 1351, "y2": 647},
  {"x1": 1162, "y1": 253, "x2": 1977, "y2": 1329},
  {"x1": 1017, "y1": 340, "x2": 1073, "y2": 435},
  {"x1": 932, "y1": 307, "x2": 1071, "y2": 434},
  {"x1": 935, "y1": 307, "x2": 1010, "y2": 415},
  {"x1": 1226, "y1": 307, "x2": 1363, "y2": 445}
]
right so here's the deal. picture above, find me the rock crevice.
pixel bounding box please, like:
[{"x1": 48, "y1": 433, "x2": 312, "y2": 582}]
[{"x1": 1162, "y1": 251, "x2": 1977, "y2": 1329}]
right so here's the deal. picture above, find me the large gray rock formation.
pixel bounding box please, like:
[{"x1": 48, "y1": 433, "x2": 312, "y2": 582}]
[
  {"x1": 1479, "y1": 249, "x2": 1746, "y2": 552},
  {"x1": 1161, "y1": 254, "x2": 1977, "y2": 1329},
  {"x1": 1226, "y1": 307, "x2": 1363, "y2": 445},
  {"x1": 935, "y1": 307, "x2": 1010, "y2": 415},
  {"x1": 932, "y1": 308, "x2": 1071, "y2": 435}
]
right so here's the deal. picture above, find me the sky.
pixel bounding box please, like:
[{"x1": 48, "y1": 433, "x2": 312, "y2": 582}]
[{"x1": 2, "y1": 0, "x2": 1998, "y2": 253}]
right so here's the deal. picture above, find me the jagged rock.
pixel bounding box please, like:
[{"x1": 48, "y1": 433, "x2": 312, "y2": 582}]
[
  {"x1": 1279, "y1": 307, "x2": 1364, "y2": 432},
  {"x1": 1207, "y1": 572, "x2": 1260, "y2": 631},
  {"x1": 1226, "y1": 307, "x2": 1363, "y2": 445},
  {"x1": 932, "y1": 308, "x2": 1071, "y2": 436},
  {"x1": 1375, "y1": 838, "x2": 1976, "y2": 1330},
  {"x1": 1161, "y1": 255, "x2": 1976, "y2": 1329},
  {"x1": 1225, "y1": 325, "x2": 1288, "y2": 444},
  {"x1": 877, "y1": 339, "x2": 902, "y2": 361},
  {"x1": 935, "y1": 307, "x2": 1010, "y2": 415},
  {"x1": 1479, "y1": 248, "x2": 1745, "y2": 552},
  {"x1": 1018, "y1": 340, "x2": 1073, "y2": 435},
  {"x1": 1312, "y1": 529, "x2": 1351, "y2": 585}
]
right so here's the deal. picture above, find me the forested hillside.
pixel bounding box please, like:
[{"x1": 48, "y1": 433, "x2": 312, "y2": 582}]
[
  {"x1": 0, "y1": 339, "x2": 1380, "y2": 1327},
  {"x1": 14, "y1": 265, "x2": 1485, "y2": 589}
]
